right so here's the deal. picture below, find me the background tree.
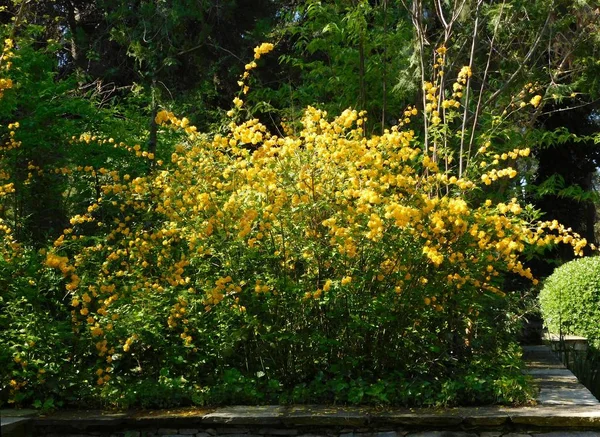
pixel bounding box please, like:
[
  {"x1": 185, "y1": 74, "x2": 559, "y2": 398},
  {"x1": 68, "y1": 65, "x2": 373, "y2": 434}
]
[{"x1": 402, "y1": 0, "x2": 600, "y2": 259}]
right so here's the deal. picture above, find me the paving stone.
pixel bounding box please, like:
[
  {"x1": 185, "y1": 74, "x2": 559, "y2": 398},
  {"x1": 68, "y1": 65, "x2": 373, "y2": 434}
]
[
  {"x1": 525, "y1": 369, "x2": 578, "y2": 377},
  {"x1": 179, "y1": 430, "x2": 199, "y2": 435},
  {"x1": 502, "y1": 434, "x2": 532, "y2": 437},
  {"x1": 537, "y1": 386, "x2": 600, "y2": 406},
  {"x1": 509, "y1": 405, "x2": 600, "y2": 427},
  {"x1": 206, "y1": 429, "x2": 218, "y2": 435},
  {"x1": 478, "y1": 433, "x2": 502, "y2": 437},
  {"x1": 196, "y1": 433, "x2": 211, "y2": 437},
  {"x1": 157, "y1": 429, "x2": 179, "y2": 435},
  {"x1": 204, "y1": 407, "x2": 285, "y2": 425}
]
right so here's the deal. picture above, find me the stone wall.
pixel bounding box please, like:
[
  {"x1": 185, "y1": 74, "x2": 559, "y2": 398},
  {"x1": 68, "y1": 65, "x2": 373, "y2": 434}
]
[{"x1": 32, "y1": 423, "x2": 600, "y2": 437}]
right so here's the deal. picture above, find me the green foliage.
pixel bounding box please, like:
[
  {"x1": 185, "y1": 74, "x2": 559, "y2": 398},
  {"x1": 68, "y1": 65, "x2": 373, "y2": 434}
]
[
  {"x1": 0, "y1": 247, "x2": 92, "y2": 409},
  {"x1": 251, "y1": 0, "x2": 415, "y2": 133},
  {"x1": 539, "y1": 256, "x2": 600, "y2": 347},
  {"x1": 0, "y1": 25, "x2": 152, "y2": 244}
]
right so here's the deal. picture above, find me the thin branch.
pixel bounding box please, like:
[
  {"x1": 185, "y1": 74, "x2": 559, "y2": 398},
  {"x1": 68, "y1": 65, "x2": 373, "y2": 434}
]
[
  {"x1": 467, "y1": 0, "x2": 506, "y2": 164},
  {"x1": 434, "y1": 0, "x2": 449, "y2": 30},
  {"x1": 458, "y1": 0, "x2": 482, "y2": 178},
  {"x1": 540, "y1": 98, "x2": 600, "y2": 116},
  {"x1": 483, "y1": 11, "x2": 552, "y2": 109}
]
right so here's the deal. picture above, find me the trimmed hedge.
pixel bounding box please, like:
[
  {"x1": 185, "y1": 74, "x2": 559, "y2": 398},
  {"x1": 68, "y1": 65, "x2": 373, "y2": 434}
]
[{"x1": 539, "y1": 256, "x2": 600, "y2": 347}]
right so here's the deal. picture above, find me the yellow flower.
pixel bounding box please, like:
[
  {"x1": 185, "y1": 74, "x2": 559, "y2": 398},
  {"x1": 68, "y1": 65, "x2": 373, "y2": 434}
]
[{"x1": 530, "y1": 95, "x2": 542, "y2": 108}]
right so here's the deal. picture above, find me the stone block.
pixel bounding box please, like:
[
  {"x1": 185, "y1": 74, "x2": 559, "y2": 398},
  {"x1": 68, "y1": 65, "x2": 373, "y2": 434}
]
[
  {"x1": 405, "y1": 433, "x2": 477, "y2": 437},
  {"x1": 258, "y1": 428, "x2": 299, "y2": 435},
  {"x1": 62, "y1": 434, "x2": 98, "y2": 437},
  {"x1": 157, "y1": 429, "x2": 179, "y2": 436},
  {"x1": 180, "y1": 430, "x2": 199, "y2": 435},
  {"x1": 218, "y1": 435, "x2": 260, "y2": 437},
  {"x1": 375, "y1": 431, "x2": 399, "y2": 437},
  {"x1": 217, "y1": 428, "x2": 250, "y2": 434}
]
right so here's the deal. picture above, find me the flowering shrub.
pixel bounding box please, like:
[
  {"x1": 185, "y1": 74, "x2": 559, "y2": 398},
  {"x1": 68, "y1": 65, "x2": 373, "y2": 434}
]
[
  {"x1": 1, "y1": 41, "x2": 589, "y2": 408},
  {"x1": 45, "y1": 108, "x2": 585, "y2": 407}
]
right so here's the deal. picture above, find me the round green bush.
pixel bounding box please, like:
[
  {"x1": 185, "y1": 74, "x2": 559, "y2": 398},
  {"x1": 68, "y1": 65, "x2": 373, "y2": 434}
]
[{"x1": 539, "y1": 256, "x2": 600, "y2": 346}]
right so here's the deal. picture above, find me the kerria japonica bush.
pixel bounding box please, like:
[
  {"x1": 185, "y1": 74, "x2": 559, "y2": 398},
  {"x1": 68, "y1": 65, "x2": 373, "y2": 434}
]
[{"x1": 4, "y1": 42, "x2": 589, "y2": 407}]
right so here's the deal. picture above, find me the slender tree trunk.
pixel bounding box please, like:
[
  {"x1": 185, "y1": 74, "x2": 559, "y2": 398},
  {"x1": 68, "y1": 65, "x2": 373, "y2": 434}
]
[
  {"x1": 381, "y1": 0, "x2": 388, "y2": 132},
  {"x1": 358, "y1": 35, "x2": 366, "y2": 112},
  {"x1": 148, "y1": 79, "x2": 158, "y2": 168}
]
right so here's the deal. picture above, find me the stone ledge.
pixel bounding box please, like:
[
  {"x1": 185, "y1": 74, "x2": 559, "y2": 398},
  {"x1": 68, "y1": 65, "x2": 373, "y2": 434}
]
[
  {"x1": 22, "y1": 404, "x2": 600, "y2": 430},
  {"x1": 4, "y1": 404, "x2": 600, "y2": 436}
]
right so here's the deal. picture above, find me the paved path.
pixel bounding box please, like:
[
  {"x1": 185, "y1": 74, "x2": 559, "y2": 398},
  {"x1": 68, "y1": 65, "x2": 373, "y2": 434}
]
[{"x1": 522, "y1": 345, "x2": 599, "y2": 406}]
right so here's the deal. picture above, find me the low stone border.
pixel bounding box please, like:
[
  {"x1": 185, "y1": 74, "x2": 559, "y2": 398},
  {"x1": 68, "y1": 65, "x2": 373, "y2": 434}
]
[
  {"x1": 22, "y1": 405, "x2": 600, "y2": 437},
  {"x1": 2, "y1": 346, "x2": 599, "y2": 437}
]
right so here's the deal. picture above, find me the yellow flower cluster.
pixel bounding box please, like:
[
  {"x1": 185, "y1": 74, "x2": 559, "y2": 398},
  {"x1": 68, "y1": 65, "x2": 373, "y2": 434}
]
[
  {"x1": 0, "y1": 39, "x2": 14, "y2": 98},
  {"x1": 423, "y1": 61, "x2": 470, "y2": 128},
  {"x1": 155, "y1": 110, "x2": 198, "y2": 139},
  {"x1": 228, "y1": 42, "x2": 276, "y2": 117},
  {"x1": 253, "y1": 42, "x2": 275, "y2": 60},
  {"x1": 0, "y1": 43, "x2": 18, "y2": 260}
]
